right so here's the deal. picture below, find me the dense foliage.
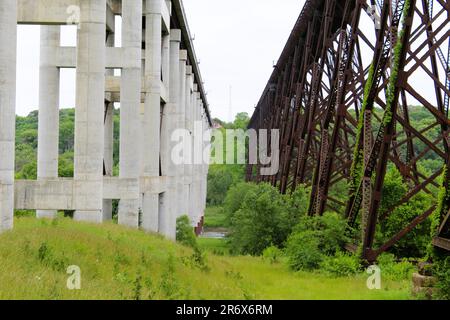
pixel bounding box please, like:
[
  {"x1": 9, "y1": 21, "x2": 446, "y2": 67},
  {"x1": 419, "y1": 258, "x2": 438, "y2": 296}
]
[
  {"x1": 206, "y1": 113, "x2": 249, "y2": 206},
  {"x1": 15, "y1": 108, "x2": 120, "y2": 180},
  {"x1": 285, "y1": 213, "x2": 352, "y2": 271},
  {"x1": 225, "y1": 183, "x2": 310, "y2": 256}
]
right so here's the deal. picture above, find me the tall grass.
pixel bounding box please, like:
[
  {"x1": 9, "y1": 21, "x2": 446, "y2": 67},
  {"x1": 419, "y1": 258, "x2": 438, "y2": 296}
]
[{"x1": 0, "y1": 217, "x2": 411, "y2": 300}]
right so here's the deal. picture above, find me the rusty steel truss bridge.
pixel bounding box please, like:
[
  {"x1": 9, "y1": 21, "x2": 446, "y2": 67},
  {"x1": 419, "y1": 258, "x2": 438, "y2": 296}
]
[{"x1": 247, "y1": 0, "x2": 450, "y2": 262}]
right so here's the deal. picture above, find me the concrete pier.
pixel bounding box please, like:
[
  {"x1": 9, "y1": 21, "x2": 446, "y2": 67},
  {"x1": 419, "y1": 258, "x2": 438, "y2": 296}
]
[
  {"x1": 0, "y1": 0, "x2": 17, "y2": 232},
  {"x1": 103, "y1": 31, "x2": 115, "y2": 222},
  {"x1": 118, "y1": 0, "x2": 143, "y2": 228},
  {"x1": 73, "y1": 0, "x2": 107, "y2": 223},
  {"x1": 178, "y1": 50, "x2": 188, "y2": 217},
  {"x1": 159, "y1": 29, "x2": 181, "y2": 239},
  {"x1": 142, "y1": 0, "x2": 164, "y2": 233},
  {"x1": 37, "y1": 26, "x2": 60, "y2": 219},
  {"x1": 1, "y1": 0, "x2": 211, "y2": 240}
]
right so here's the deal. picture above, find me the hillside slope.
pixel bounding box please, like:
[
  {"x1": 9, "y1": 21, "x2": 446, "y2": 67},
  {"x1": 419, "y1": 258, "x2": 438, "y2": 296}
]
[{"x1": 0, "y1": 218, "x2": 411, "y2": 300}]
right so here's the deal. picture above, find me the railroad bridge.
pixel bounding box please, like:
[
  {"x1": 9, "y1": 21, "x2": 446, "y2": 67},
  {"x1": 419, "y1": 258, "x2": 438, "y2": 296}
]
[
  {"x1": 0, "y1": 0, "x2": 210, "y2": 239},
  {"x1": 247, "y1": 0, "x2": 450, "y2": 261}
]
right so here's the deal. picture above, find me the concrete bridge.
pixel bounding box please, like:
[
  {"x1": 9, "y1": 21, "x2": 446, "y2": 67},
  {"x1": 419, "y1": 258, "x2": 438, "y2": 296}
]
[
  {"x1": 0, "y1": 0, "x2": 210, "y2": 239},
  {"x1": 247, "y1": 0, "x2": 450, "y2": 261}
]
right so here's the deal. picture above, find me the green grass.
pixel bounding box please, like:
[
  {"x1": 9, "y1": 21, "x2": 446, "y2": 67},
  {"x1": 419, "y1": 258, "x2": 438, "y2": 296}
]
[
  {"x1": 204, "y1": 206, "x2": 228, "y2": 229},
  {"x1": 198, "y1": 238, "x2": 230, "y2": 256},
  {"x1": 0, "y1": 217, "x2": 412, "y2": 300}
]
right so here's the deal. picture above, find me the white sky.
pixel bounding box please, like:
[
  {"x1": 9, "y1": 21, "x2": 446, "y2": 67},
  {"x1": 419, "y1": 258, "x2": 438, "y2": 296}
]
[{"x1": 15, "y1": 0, "x2": 304, "y2": 121}]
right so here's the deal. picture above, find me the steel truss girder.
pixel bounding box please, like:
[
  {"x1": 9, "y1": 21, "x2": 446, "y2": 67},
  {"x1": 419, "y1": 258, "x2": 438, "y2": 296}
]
[{"x1": 248, "y1": 0, "x2": 450, "y2": 262}]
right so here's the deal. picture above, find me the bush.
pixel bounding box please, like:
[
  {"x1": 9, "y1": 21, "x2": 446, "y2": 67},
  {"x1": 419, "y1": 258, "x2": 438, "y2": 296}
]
[
  {"x1": 282, "y1": 185, "x2": 310, "y2": 229},
  {"x1": 207, "y1": 166, "x2": 234, "y2": 206},
  {"x1": 228, "y1": 183, "x2": 290, "y2": 256},
  {"x1": 377, "y1": 253, "x2": 415, "y2": 281},
  {"x1": 223, "y1": 182, "x2": 258, "y2": 221},
  {"x1": 262, "y1": 246, "x2": 283, "y2": 264},
  {"x1": 176, "y1": 215, "x2": 197, "y2": 249},
  {"x1": 433, "y1": 256, "x2": 450, "y2": 300},
  {"x1": 286, "y1": 231, "x2": 323, "y2": 271},
  {"x1": 285, "y1": 213, "x2": 351, "y2": 271},
  {"x1": 320, "y1": 252, "x2": 361, "y2": 277},
  {"x1": 378, "y1": 168, "x2": 432, "y2": 258},
  {"x1": 380, "y1": 193, "x2": 432, "y2": 258}
]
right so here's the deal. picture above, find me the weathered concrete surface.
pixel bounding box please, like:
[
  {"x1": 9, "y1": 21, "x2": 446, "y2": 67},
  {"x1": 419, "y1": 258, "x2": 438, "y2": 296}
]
[
  {"x1": 118, "y1": 0, "x2": 143, "y2": 228},
  {"x1": 37, "y1": 25, "x2": 60, "y2": 219},
  {"x1": 73, "y1": 0, "x2": 106, "y2": 223},
  {"x1": 2, "y1": 0, "x2": 211, "y2": 239},
  {"x1": 0, "y1": 0, "x2": 17, "y2": 232},
  {"x1": 14, "y1": 177, "x2": 169, "y2": 211}
]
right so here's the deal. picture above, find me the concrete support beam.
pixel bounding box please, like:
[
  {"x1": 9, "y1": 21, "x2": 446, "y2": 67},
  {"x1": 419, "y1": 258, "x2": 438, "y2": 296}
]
[
  {"x1": 15, "y1": 177, "x2": 168, "y2": 211},
  {"x1": 73, "y1": 0, "x2": 106, "y2": 223},
  {"x1": 118, "y1": 0, "x2": 143, "y2": 228},
  {"x1": 194, "y1": 92, "x2": 204, "y2": 226},
  {"x1": 17, "y1": 0, "x2": 115, "y2": 32},
  {"x1": 37, "y1": 26, "x2": 61, "y2": 219},
  {"x1": 178, "y1": 50, "x2": 188, "y2": 218},
  {"x1": 103, "y1": 103, "x2": 114, "y2": 220},
  {"x1": 0, "y1": 0, "x2": 17, "y2": 232},
  {"x1": 18, "y1": 0, "x2": 80, "y2": 25},
  {"x1": 184, "y1": 66, "x2": 194, "y2": 220},
  {"x1": 159, "y1": 29, "x2": 181, "y2": 239},
  {"x1": 141, "y1": 0, "x2": 163, "y2": 233},
  {"x1": 103, "y1": 30, "x2": 115, "y2": 221}
]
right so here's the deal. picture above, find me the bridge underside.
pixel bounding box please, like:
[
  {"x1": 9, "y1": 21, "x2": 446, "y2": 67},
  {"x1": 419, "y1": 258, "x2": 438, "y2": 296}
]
[{"x1": 248, "y1": 0, "x2": 450, "y2": 261}]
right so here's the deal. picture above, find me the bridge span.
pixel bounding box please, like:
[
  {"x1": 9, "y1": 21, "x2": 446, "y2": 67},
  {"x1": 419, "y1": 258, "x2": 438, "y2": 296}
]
[
  {"x1": 247, "y1": 0, "x2": 450, "y2": 261},
  {"x1": 0, "y1": 0, "x2": 210, "y2": 239}
]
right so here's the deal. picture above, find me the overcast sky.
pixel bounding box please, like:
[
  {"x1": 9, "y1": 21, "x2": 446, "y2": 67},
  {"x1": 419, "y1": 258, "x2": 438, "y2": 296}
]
[{"x1": 15, "y1": 0, "x2": 304, "y2": 121}]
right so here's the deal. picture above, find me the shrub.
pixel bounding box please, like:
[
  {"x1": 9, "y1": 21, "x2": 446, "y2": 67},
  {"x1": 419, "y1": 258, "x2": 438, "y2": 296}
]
[
  {"x1": 433, "y1": 256, "x2": 450, "y2": 300},
  {"x1": 380, "y1": 193, "x2": 432, "y2": 258},
  {"x1": 282, "y1": 185, "x2": 310, "y2": 229},
  {"x1": 286, "y1": 231, "x2": 323, "y2": 271},
  {"x1": 320, "y1": 252, "x2": 361, "y2": 277},
  {"x1": 176, "y1": 215, "x2": 197, "y2": 249},
  {"x1": 207, "y1": 166, "x2": 234, "y2": 206},
  {"x1": 228, "y1": 183, "x2": 290, "y2": 255},
  {"x1": 378, "y1": 168, "x2": 432, "y2": 258},
  {"x1": 262, "y1": 246, "x2": 283, "y2": 264},
  {"x1": 377, "y1": 253, "x2": 415, "y2": 281},
  {"x1": 223, "y1": 182, "x2": 258, "y2": 221},
  {"x1": 285, "y1": 213, "x2": 351, "y2": 271}
]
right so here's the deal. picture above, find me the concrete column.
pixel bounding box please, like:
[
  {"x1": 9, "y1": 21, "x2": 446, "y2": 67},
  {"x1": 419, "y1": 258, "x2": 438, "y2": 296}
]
[
  {"x1": 191, "y1": 91, "x2": 202, "y2": 226},
  {"x1": 103, "y1": 32, "x2": 115, "y2": 221},
  {"x1": 160, "y1": 29, "x2": 181, "y2": 239},
  {"x1": 0, "y1": 0, "x2": 17, "y2": 232},
  {"x1": 200, "y1": 107, "x2": 207, "y2": 222},
  {"x1": 74, "y1": 0, "x2": 106, "y2": 223},
  {"x1": 178, "y1": 50, "x2": 188, "y2": 217},
  {"x1": 185, "y1": 66, "x2": 194, "y2": 220},
  {"x1": 187, "y1": 80, "x2": 195, "y2": 225},
  {"x1": 118, "y1": 0, "x2": 142, "y2": 228},
  {"x1": 195, "y1": 94, "x2": 204, "y2": 226},
  {"x1": 202, "y1": 114, "x2": 210, "y2": 216},
  {"x1": 189, "y1": 87, "x2": 199, "y2": 226},
  {"x1": 142, "y1": 0, "x2": 163, "y2": 233},
  {"x1": 103, "y1": 102, "x2": 114, "y2": 221},
  {"x1": 37, "y1": 26, "x2": 60, "y2": 219}
]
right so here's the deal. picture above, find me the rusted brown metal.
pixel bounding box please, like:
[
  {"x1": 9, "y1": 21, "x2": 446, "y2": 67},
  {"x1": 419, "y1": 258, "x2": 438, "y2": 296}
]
[{"x1": 247, "y1": 0, "x2": 450, "y2": 262}]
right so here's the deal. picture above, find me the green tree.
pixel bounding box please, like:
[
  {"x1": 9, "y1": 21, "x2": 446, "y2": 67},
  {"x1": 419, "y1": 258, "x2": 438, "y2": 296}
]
[{"x1": 229, "y1": 183, "x2": 290, "y2": 255}]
